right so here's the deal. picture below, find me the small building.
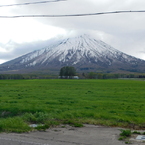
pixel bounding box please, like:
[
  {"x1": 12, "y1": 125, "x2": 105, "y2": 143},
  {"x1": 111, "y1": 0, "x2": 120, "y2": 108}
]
[
  {"x1": 58, "y1": 76, "x2": 79, "y2": 79},
  {"x1": 73, "y1": 76, "x2": 79, "y2": 79}
]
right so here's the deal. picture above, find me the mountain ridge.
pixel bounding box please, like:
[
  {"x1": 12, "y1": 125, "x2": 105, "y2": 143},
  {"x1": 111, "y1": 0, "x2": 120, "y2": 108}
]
[{"x1": 0, "y1": 34, "x2": 145, "y2": 73}]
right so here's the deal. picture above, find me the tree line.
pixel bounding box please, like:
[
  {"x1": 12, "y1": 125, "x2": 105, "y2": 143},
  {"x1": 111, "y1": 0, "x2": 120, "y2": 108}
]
[
  {"x1": 0, "y1": 74, "x2": 58, "y2": 80},
  {"x1": 0, "y1": 73, "x2": 145, "y2": 80},
  {"x1": 0, "y1": 65, "x2": 145, "y2": 79},
  {"x1": 80, "y1": 72, "x2": 145, "y2": 79},
  {"x1": 0, "y1": 74, "x2": 24, "y2": 79}
]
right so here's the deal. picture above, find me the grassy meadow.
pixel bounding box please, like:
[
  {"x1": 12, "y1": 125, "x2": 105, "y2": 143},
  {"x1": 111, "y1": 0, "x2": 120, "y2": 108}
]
[{"x1": 0, "y1": 79, "x2": 145, "y2": 132}]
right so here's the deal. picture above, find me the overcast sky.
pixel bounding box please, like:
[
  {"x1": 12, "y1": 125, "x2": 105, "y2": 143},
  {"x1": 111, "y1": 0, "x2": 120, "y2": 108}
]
[{"x1": 0, "y1": 0, "x2": 145, "y2": 64}]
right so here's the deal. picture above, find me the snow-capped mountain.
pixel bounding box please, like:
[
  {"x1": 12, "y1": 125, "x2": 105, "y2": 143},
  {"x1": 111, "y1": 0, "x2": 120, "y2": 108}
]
[{"x1": 0, "y1": 34, "x2": 145, "y2": 73}]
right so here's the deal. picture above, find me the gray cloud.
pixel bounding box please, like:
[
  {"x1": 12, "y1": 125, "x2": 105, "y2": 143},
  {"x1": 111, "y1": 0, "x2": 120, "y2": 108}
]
[
  {"x1": 0, "y1": 39, "x2": 55, "y2": 60},
  {"x1": 1, "y1": 0, "x2": 145, "y2": 63}
]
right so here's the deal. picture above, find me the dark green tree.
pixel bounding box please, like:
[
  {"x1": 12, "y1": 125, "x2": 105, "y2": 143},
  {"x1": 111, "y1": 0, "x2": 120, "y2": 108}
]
[{"x1": 59, "y1": 66, "x2": 76, "y2": 78}]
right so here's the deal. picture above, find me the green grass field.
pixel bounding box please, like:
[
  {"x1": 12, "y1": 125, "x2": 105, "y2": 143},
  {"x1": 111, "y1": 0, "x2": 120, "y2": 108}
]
[{"x1": 0, "y1": 79, "x2": 145, "y2": 132}]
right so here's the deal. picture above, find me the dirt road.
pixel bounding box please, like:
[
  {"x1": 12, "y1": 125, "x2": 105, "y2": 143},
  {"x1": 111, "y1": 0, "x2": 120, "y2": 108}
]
[{"x1": 0, "y1": 125, "x2": 144, "y2": 145}]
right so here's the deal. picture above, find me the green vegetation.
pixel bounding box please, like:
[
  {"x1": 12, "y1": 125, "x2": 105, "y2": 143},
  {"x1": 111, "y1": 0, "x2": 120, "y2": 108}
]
[
  {"x1": 82, "y1": 72, "x2": 145, "y2": 79},
  {"x1": 59, "y1": 66, "x2": 76, "y2": 78},
  {"x1": 118, "y1": 129, "x2": 131, "y2": 143},
  {"x1": 0, "y1": 79, "x2": 145, "y2": 132},
  {"x1": 1, "y1": 72, "x2": 145, "y2": 80},
  {"x1": 119, "y1": 129, "x2": 132, "y2": 138},
  {"x1": 132, "y1": 130, "x2": 141, "y2": 134},
  {"x1": 118, "y1": 129, "x2": 145, "y2": 144},
  {"x1": 119, "y1": 129, "x2": 133, "y2": 144}
]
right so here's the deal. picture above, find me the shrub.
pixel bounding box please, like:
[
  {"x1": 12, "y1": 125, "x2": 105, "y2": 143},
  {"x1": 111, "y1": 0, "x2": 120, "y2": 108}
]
[
  {"x1": 132, "y1": 131, "x2": 141, "y2": 134},
  {"x1": 120, "y1": 129, "x2": 131, "y2": 137}
]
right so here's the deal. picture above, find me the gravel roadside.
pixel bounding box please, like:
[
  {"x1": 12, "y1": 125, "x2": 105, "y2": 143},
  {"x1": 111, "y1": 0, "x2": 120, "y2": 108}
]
[{"x1": 0, "y1": 125, "x2": 144, "y2": 145}]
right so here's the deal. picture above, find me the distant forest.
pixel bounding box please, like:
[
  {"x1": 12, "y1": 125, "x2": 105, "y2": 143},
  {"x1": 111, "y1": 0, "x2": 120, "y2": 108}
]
[{"x1": 0, "y1": 73, "x2": 145, "y2": 79}]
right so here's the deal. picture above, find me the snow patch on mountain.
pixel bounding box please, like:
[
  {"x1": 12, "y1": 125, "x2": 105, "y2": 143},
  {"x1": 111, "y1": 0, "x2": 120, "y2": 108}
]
[
  {"x1": 19, "y1": 34, "x2": 142, "y2": 67},
  {"x1": 1, "y1": 33, "x2": 144, "y2": 73}
]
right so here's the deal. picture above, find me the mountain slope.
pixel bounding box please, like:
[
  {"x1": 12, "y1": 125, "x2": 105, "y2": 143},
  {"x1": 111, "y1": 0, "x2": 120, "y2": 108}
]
[{"x1": 0, "y1": 34, "x2": 145, "y2": 73}]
